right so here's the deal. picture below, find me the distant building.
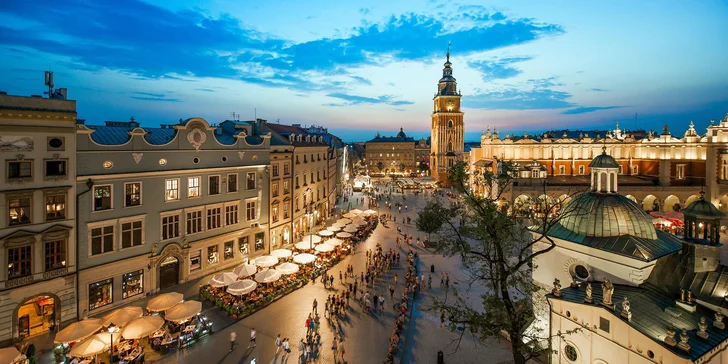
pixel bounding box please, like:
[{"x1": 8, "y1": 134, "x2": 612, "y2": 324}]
[
  {"x1": 415, "y1": 137, "x2": 430, "y2": 173},
  {"x1": 365, "y1": 128, "x2": 416, "y2": 175},
  {"x1": 430, "y1": 46, "x2": 465, "y2": 184}
]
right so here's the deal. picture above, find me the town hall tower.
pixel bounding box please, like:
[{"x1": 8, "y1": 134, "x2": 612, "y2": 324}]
[{"x1": 430, "y1": 44, "x2": 464, "y2": 185}]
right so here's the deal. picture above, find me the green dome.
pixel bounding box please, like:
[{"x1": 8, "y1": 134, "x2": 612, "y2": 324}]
[
  {"x1": 589, "y1": 152, "x2": 620, "y2": 169},
  {"x1": 559, "y1": 192, "x2": 657, "y2": 239},
  {"x1": 683, "y1": 197, "x2": 725, "y2": 219}
]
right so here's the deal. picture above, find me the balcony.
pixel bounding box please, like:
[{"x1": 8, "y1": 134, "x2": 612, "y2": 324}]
[
  {"x1": 5, "y1": 274, "x2": 34, "y2": 288},
  {"x1": 43, "y1": 267, "x2": 68, "y2": 279}
]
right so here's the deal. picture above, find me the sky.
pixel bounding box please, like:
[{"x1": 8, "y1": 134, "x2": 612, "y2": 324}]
[{"x1": 1, "y1": 0, "x2": 727, "y2": 143}]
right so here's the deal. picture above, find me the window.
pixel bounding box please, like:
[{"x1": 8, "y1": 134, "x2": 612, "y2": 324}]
[
  {"x1": 619, "y1": 165, "x2": 623, "y2": 174},
  {"x1": 632, "y1": 165, "x2": 638, "y2": 175},
  {"x1": 283, "y1": 180, "x2": 290, "y2": 194},
  {"x1": 122, "y1": 270, "x2": 144, "y2": 299},
  {"x1": 578, "y1": 165, "x2": 585, "y2": 175},
  {"x1": 723, "y1": 160, "x2": 728, "y2": 180},
  {"x1": 599, "y1": 317, "x2": 610, "y2": 333},
  {"x1": 531, "y1": 169, "x2": 539, "y2": 179},
  {"x1": 45, "y1": 160, "x2": 67, "y2": 177},
  {"x1": 272, "y1": 204, "x2": 279, "y2": 222},
  {"x1": 125, "y1": 182, "x2": 141, "y2": 207},
  {"x1": 44, "y1": 194, "x2": 65, "y2": 221},
  {"x1": 91, "y1": 225, "x2": 114, "y2": 255},
  {"x1": 677, "y1": 164, "x2": 685, "y2": 179},
  {"x1": 272, "y1": 164, "x2": 279, "y2": 177},
  {"x1": 295, "y1": 175, "x2": 300, "y2": 188},
  {"x1": 246, "y1": 172, "x2": 256, "y2": 190},
  {"x1": 207, "y1": 245, "x2": 218, "y2": 265},
  {"x1": 9, "y1": 197, "x2": 31, "y2": 225},
  {"x1": 225, "y1": 204, "x2": 239, "y2": 226},
  {"x1": 161, "y1": 213, "x2": 180, "y2": 240},
  {"x1": 44, "y1": 239, "x2": 66, "y2": 271},
  {"x1": 186, "y1": 209, "x2": 203, "y2": 234},
  {"x1": 188, "y1": 177, "x2": 200, "y2": 197},
  {"x1": 563, "y1": 344, "x2": 578, "y2": 362},
  {"x1": 296, "y1": 155, "x2": 300, "y2": 164},
  {"x1": 89, "y1": 278, "x2": 113, "y2": 310},
  {"x1": 227, "y1": 174, "x2": 238, "y2": 193},
  {"x1": 8, "y1": 245, "x2": 32, "y2": 278},
  {"x1": 317, "y1": 171, "x2": 320, "y2": 181},
  {"x1": 295, "y1": 197, "x2": 300, "y2": 212},
  {"x1": 7, "y1": 160, "x2": 32, "y2": 180},
  {"x1": 207, "y1": 206, "x2": 222, "y2": 230},
  {"x1": 165, "y1": 179, "x2": 179, "y2": 201},
  {"x1": 224, "y1": 241, "x2": 234, "y2": 260},
  {"x1": 254, "y1": 232, "x2": 265, "y2": 251},
  {"x1": 93, "y1": 185, "x2": 112, "y2": 211},
  {"x1": 239, "y1": 237, "x2": 249, "y2": 255},
  {"x1": 121, "y1": 220, "x2": 143, "y2": 248},
  {"x1": 283, "y1": 163, "x2": 290, "y2": 175},
  {"x1": 559, "y1": 165, "x2": 565, "y2": 175},
  {"x1": 246, "y1": 200, "x2": 257, "y2": 221},
  {"x1": 283, "y1": 203, "x2": 290, "y2": 219},
  {"x1": 272, "y1": 182, "x2": 279, "y2": 197},
  {"x1": 189, "y1": 250, "x2": 201, "y2": 272},
  {"x1": 303, "y1": 175, "x2": 307, "y2": 185},
  {"x1": 209, "y1": 176, "x2": 220, "y2": 195},
  {"x1": 574, "y1": 265, "x2": 589, "y2": 280}
]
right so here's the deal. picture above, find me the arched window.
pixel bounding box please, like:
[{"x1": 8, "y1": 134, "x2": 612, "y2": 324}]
[
  {"x1": 447, "y1": 142, "x2": 453, "y2": 152},
  {"x1": 448, "y1": 120, "x2": 454, "y2": 128}
]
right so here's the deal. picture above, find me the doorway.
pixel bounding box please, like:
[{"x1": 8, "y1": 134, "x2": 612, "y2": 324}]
[
  {"x1": 17, "y1": 295, "x2": 56, "y2": 339},
  {"x1": 159, "y1": 256, "x2": 179, "y2": 290}
]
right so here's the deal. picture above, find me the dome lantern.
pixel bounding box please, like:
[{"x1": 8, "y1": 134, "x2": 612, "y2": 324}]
[
  {"x1": 682, "y1": 190, "x2": 725, "y2": 245},
  {"x1": 589, "y1": 146, "x2": 620, "y2": 194}
]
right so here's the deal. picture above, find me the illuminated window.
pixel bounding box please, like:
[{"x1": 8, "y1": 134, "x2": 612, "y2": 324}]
[
  {"x1": 165, "y1": 179, "x2": 179, "y2": 201},
  {"x1": 45, "y1": 194, "x2": 66, "y2": 220},
  {"x1": 125, "y1": 182, "x2": 141, "y2": 207},
  {"x1": 188, "y1": 177, "x2": 200, "y2": 197},
  {"x1": 677, "y1": 164, "x2": 685, "y2": 180},
  {"x1": 93, "y1": 185, "x2": 112, "y2": 211}
]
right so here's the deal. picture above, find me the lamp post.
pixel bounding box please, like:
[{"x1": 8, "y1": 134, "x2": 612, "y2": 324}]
[{"x1": 108, "y1": 326, "x2": 120, "y2": 363}]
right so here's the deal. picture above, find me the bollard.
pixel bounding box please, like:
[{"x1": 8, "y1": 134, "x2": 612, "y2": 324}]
[
  {"x1": 431, "y1": 264, "x2": 435, "y2": 273},
  {"x1": 437, "y1": 350, "x2": 444, "y2": 364}
]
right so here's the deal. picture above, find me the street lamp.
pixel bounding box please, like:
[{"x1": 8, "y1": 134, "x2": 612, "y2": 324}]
[{"x1": 108, "y1": 326, "x2": 120, "y2": 363}]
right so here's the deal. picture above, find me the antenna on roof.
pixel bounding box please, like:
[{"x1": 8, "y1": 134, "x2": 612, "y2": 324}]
[
  {"x1": 44, "y1": 69, "x2": 54, "y2": 97},
  {"x1": 277, "y1": 118, "x2": 280, "y2": 124},
  {"x1": 230, "y1": 112, "x2": 239, "y2": 121},
  {"x1": 254, "y1": 108, "x2": 257, "y2": 121}
]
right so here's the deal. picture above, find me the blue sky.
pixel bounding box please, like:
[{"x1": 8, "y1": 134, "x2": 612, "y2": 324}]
[{"x1": 1, "y1": 0, "x2": 727, "y2": 142}]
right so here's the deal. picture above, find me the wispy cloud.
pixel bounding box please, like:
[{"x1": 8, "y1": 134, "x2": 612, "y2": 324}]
[
  {"x1": 133, "y1": 91, "x2": 165, "y2": 98},
  {"x1": 194, "y1": 88, "x2": 216, "y2": 92},
  {"x1": 130, "y1": 96, "x2": 180, "y2": 102},
  {"x1": 349, "y1": 75, "x2": 372, "y2": 85},
  {"x1": 466, "y1": 88, "x2": 573, "y2": 110},
  {"x1": 468, "y1": 56, "x2": 532, "y2": 81},
  {"x1": 589, "y1": 88, "x2": 608, "y2": 92},
  {"x1": 326, "y1": 93, "x2": 413, "y2": 107},
  {"x1": 561, "y1": 106, "x2": 622, "y2": 115}
]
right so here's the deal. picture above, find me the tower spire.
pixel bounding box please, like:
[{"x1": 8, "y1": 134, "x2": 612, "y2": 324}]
[{"x1": 447, "y1": 41, "x2": 451, "y2": 63}]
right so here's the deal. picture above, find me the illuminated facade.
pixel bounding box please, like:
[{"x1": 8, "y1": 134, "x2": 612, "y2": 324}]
[
  {"x1": 365, "y1": 128, "x2": 416, "y2": 174},
  {"x1": 430, "y1": 46, "x2": 465, "y2": 184}
]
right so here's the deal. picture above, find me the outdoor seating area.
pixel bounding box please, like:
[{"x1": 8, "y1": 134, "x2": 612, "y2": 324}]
[
  {"x1": 200, "y1": 209, "x2": 379, "y2": 318},
  {"x1": 52, "y1": 296, "x2": 213, "y2": 363}
]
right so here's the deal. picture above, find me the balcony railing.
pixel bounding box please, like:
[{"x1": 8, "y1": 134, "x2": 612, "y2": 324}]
[
  {"x1": 5, "y1": 274, "x2": 34, "y2": 288},
  {"x1": 43, "y1": 267, "x2": 68, "y2": 279}
]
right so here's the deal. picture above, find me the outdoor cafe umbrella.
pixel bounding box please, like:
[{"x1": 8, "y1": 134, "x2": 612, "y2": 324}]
[
  {"x1": 146, "y1": 292, "x2": 183, "y2": 312},
  {"x1": 351, "y1": 208, "x2": 363, "y2": 215},
  {"x1": 364, "y1": 209, "x2": 377, "y2": 215},
  {"x1": 0, "y1": 347, "x2": 23, "y2": 364},
  {"x1": 275, "y1": 262, "x2": 300, "y2": 275},
  {"x1": 210, "y1": 272, "x2": 239, "y2": 287},
  {"x1": 270, "y1": 248, "x2": 293, "y2": 259},
  {"x1": 330, "y1": 222, "x2": 345, "y2": 228},
  {"x1": 653, "y1": 217, "x2": 672, "y2": 226},
  {"x1": 54, "y1": 318, "x2": 103, "y2": 344},
  {"x1": 343, "y1": 212, "x2": 357, "y2": 218},
  {"x1": 327, "y1": 225, "x2": 342, "y2": 232},
  {"x1": 102, "y1": 306, "x2": 143, "y2": 327},
  {"x1": 227, "y1": 279, "x2": 257, "y2": 296},
  {"x1": 315, "y1": 243, "x2": 335, "y2": 253},
  {"x1": 255, "y1": 269, "x2": 282, "y2": 283},
  {"x1": 165, "y1": 300, "x2": 203, "y2": 322},
  {"x1": 336, "y1": 232, "x2": 352, "y2": 239},
  {"x1": 254, "y1": 255, "x2": 279, "y2": 267},
  {"x1": 318, "y1": 230, "x2": 334, "y2": 237},
  {"x1": 343, "y1": 226, "x2": 358, "y2": 233},
  {"x1": 351, "y1": 220, "x2": 366, "y2": 226},
  {"x1": 295, "y1": 241, "x2": 317, "y2": 250},
  {"x1": 325, "y1": 238, "x2": 343, "y2": 246},
  {"x1": 300, "y1": 234, "x2": 322, "y2": 244},
  {"x1": 69, "y1": 332, "x2": 120, "y2": 358},
  {"x1": 336, "y1": 218, "x2": 351, "y2": 225},
  {"x1": 293, "y1": 253, "x2": 316, "y2": 264},
  {"x1": 121, "y1": 316, "x2": 165, "y2": 340},
  {"x1": 233, "y1": 264, "x2": 258, "y2": 278}
]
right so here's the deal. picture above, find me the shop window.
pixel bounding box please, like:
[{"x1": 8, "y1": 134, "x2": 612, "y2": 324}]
[
  {"x1": 121, "y1": 220, "x2": 143, "y2": 248},
  {"x1": 7, "y1": 160, "x2": 32, "y2": 180},
  {"x1": 44, "y1": 239, "x2": 66, "y2": 271},
  {"x1": 209, "y1": 176, "x2": 220, "y2": 195},
  {"x1": 207, "y1": 245, "x2": 219, "y2": 265},
  {"x1": 227, "y1": 174, "x2": 238, "y2": 193},
  {"x1": 161, "y1": 213, "x2": 180, "y2": 240},
  {"x1": 45, "y1": 194, "x2": 66, "y2": 220},
  {"x1": 239, "y1": 237, "x2": 249, "y2": 255},
  {"x1": 45, "y1": 160, "x2": 67, "y2": 177},
  {"x1": 93, "y1": 185, "x2": 112, "y2": 211},
  {"x1": 122, "y1": 270, "x2": 144, "y2": 299},
  {"x1": 9, "y1": 197, "x2": 31, "y2": 225},
  {"x1": 246, "y1": 172, "x2": 256, "y2": 190},
  {"x1": 224, "y1": 241, "x2": 234, "y2": 260},
  {"x1": 188, "y1": 177, "x2": 200, "y2": 198},
  {"x1": 90, "y1": 225, "x2": 114, "y2": 255},
  {"x1": 254, "y1": 232, "x2": 265, "y2": 251},
  {"x1": 189, "y1": 249, "x2": 202, "y2": 272},
  {"x1": 89, "y1": 278, "x2": 113, "y2": 310},
  {"x1": 165, "y1": 179, "x2": 179, "y2": 201},
  {"x1": 8, "y1": 245, "x2": 32, "y2": 278},
  {"x1": 124, "y1": 182, "x2": 141, "y2": 207}
]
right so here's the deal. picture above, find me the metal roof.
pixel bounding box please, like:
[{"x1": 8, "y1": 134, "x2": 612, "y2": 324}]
[
  {"x1": 559, "y1": 192, "x2": 658, "y2": 240},
  {"x1": 589, "y1": 151, "x2": 621, "y2": 168}
]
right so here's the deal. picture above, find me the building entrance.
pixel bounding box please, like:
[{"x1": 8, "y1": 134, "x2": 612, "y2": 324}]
[
  {"x1": 159, "y1": 256, "x2": 179, "y2": 290},
  {"x1": 17, "y1": 296, "x2": 56, "y2": 339}
]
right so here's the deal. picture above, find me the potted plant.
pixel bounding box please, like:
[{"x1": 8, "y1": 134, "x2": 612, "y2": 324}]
[{"x1": 52, "y1": 346, "x2": 65, "y2": 363}]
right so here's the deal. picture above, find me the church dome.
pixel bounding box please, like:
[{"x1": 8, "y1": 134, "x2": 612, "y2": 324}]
[
  {"x1": 396, "y1": 128, "x2": 407, "y2": 139},
  {"x1": 682, "y1": 193, "x2": 725, "y2": 219},
  {"x1": 589, "y1": 151, "x2": 620, "y2": 169},
  {"x1": 558, "y1": 193, "x2": 657, "y2": 240}
]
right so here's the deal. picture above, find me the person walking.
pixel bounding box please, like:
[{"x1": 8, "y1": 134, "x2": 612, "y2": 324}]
[
  {"x1": 282, "y1": 338, "x2": 291, "y2": 357},
  {"x1": 229, "y1": 331, "x2": 236, "y2": 352},
  {"x1": 389, "y1": 284, "x2": 395, "y2": 299},
  {"x1": 275, "y1": 334, "x2": 282, "y2": 354},
  {"x1": 331, "y1": 336, "x2": 338, "y2": 362},
  {"x1": 379, "y1": 295, "x2": 385, "y2": 311},
  {"x1": 440, "y1": 310, "x2": 446, "y2": 328},
  {"x1": 248, "y1": 327, "x2": 257, "y2": 348},
  {"x1": 428, "y1": 274, "x2": 432, "y2": 289},
  {"x1": 339, "y1": 339, "x2": 346, "y2": 364},
  {"x1": 298, "y1": 338, "x2": 305, "y2": 362},
  {"x1": 312, "y1": 298, "x2": 318, "y2": 315},
  {"x1": 330, "y1": 275, "x2": 335, "y2": 287}
]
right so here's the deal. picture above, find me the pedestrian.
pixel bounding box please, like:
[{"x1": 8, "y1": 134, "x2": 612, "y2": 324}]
[
  {"x1": 428, "y1": 274, "x2": 432, "y2": 289},
  {"x1": 394, "y1": 273, "x2": 398, "y2": 285},
  {"x1": 440, "y1": 310, "x2": 446, "y2": 328},
  {"x1": 389, "y1": 284, "x2": 395, "y2": 298},
  {"x1": 331, "y1": 336, "x2": 338, "y2": 361},
  {"x1": 229, "y1": 331, "x2": 236, "y2": 351},
  {"x1": 373, "y1": 294, "x2": 379, "y2": 312},
  {"x1": 306, "y1": 316, "x2": 311, "y2": 333},
  {"x1": 298, "y1": 339, "x2": 305, "y2": 361},
  {"x1": 275, "y1": 334, "x2": 282, "y2": 354},
  {"x1": 339, "y1": 339, "x2": 346, "y2": 363},
  {"x1": 330, "y1": 274, "x2": 335, "y2": 286},
  {"x1": 446, "y1": 273, "x2": 450, "y2": 288},
  {"x1": 379, "y1": 295, "x2": 385, "y2": 311},
  {"x1": 312, "y1": 298, "x2": 318, "y2": 315},
  {"x1": 283, "y1": 338, "x2": 291, "y2": 356},
  {"x1": 249, "y1": 327, "x2": 257, "y2": 348},
  {"x1": 440, "y1": 273, "x2": 444, "y2": 286},
  {"x1": 339, "y1": 270, "x2": 343, "y2": 283}
]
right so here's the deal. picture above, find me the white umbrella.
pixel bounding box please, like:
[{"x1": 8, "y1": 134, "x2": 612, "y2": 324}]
[
  {"x1": 210, "y1": 272, "x2": 239, "y2": 287},
  {"x1": 0, "y1": 347, "x2": 23, "y2": 364},
  {"x1": 54, "y1": 318, "x2": 103, "y2": 344},
  {"x1": 70, "y1": 332, "x2": 120, "y2": 357},
  {"x1": 295, "y1": 241, "x2": 317, "y2": 250},
  {"x1": 315, "y1": 243, "x2": 335, "y2": 253},
  {"x1": 300, "y1": 234, "x2": 322, "y2": 244},
  {"x1": 165, "y1": 300, "x2": 203, "y2": 322},
  {"x1": 293, "y1": 253, "x2": 316, "y2": 264},
  {"x1": 337, "y1": 218, "x2": 351, "y2": 224},
  {"x1": 351, "y1": 208, "x2": 363, "y2": 215},
  {"x1": 275, "y1": 262, "x2": 300, "y2": 275},
  {"x1": 255, "y1": 269, "x2": 282, "y2": 283},
  {"x1": 325, "y1": 238, "x2": 343, "y2": 246},
  {"x1": 330, "y1": 222, "x2": 345, "y2": 228},
  {"x1": 351, "y1": 220, "x2": 366, "y2": 227},
  {"x1": 227, "y1": 279, "x2": 257, "y2": 296},
  {"x1": 102, "y1": 306, "x2": 143, "y2": 327},
  {"x1": 344, "y1": 226, "x2": 358, "y2": 233},
  {"x1": 327, "y1": 225, "x2": 342, "y2": 232},
  {"x1": 146, "y1": 292, "x2": 183, "y2": 312},
  {"x1": 233, "y1": 264, "x2": 258, "y2": 278},
  {"x1": 254, "y1": 255, "x2": 279, "y2": 267},
  {"x1": 364, "y1": 209, "x2": 377, "y2": 215},
  {"x1": 336, "y1": 232, "x2": 352, "y2": 239},
  {"x1": 270, "y1": 249, "x2": 293, "y2": 258},
  {"x1": 318, "y1": 230, "x2": 334, "y2": 237},
  {"x1": 343, "y1": 212, "x2": 357, "y2": 218},
  {"x1": 121, "y1": 316, "x2": 165, "y2": 340}
]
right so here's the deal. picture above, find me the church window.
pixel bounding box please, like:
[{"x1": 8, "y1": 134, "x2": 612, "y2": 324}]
[
  {"x1": 447, "y1": 120, "x2": 453, "y2": 128},
  {"x1": 563, "y1": 344, "x2": 578, "y2": 362},
  {"x1": 447, "y1": 142, "x2": 453, "y2": 153},
  {"x1": 574, "y1": 265, "x2": 589, "y2": 280}
]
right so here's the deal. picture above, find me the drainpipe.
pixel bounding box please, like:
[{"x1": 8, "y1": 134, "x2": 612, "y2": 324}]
[{"x1": 76, "y1": 179, "x2": 94, "y2": 322}]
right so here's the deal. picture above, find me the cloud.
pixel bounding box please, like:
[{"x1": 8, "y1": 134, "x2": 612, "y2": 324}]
[
  {"x1": 194, "y1": 88, "x2": 216, "y2": 92},
  {"x1": 561, "y1": 106, "x2": 622, "y2": 115},
  {"x1": 589, "y1": 88, "x2": 608, "y2": 92},
  {"x1": 130, "y1": 96, "x2": 180, "y2": 102},
  {"x1": 468, "y1": 56, "x2": 532, "y2": 81},
  {"x1": 466, "y1": 88, "x2": 573, "y2": 110},
  {"x1": 359, "y1": 8, "x2": 370, "y2": 16},
  {"x1": 528, "y1": 77, "x2": 564, "y2": 88},
  {"x1": 133, "y1": 91, "x2": 165, "y2": 98},
  {"x1": 326, "y1": 93, "x2": 413, "y2": 106},
  {"x1": 349, "y1": 75, "x2": 372, "y2": 85}
]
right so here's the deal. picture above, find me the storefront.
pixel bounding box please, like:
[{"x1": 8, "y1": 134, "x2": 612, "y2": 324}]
[
  {"x1": 17, "y1": 295, "x2": 57, "y2": 339},
  {"x1": 122, "y1": 270, "x2": 144, "y2": 299},
  {"x1": 88, "y1": 278, "x2": 113, "y2": 311}
]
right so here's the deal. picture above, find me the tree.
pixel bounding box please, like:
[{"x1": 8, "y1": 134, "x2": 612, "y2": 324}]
[
  {"x1": 416, "y1": 199, "x2": 446, "y2": 243},
  {"x1": 422, "y1": 161, "x2": 582, "y2": 364},
  {"x1": 399, "y1": 163, "x2": 406, "y2": 173},
  {"x1": 377, "y1": 161, "x2": 384, "y2": 172}
]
